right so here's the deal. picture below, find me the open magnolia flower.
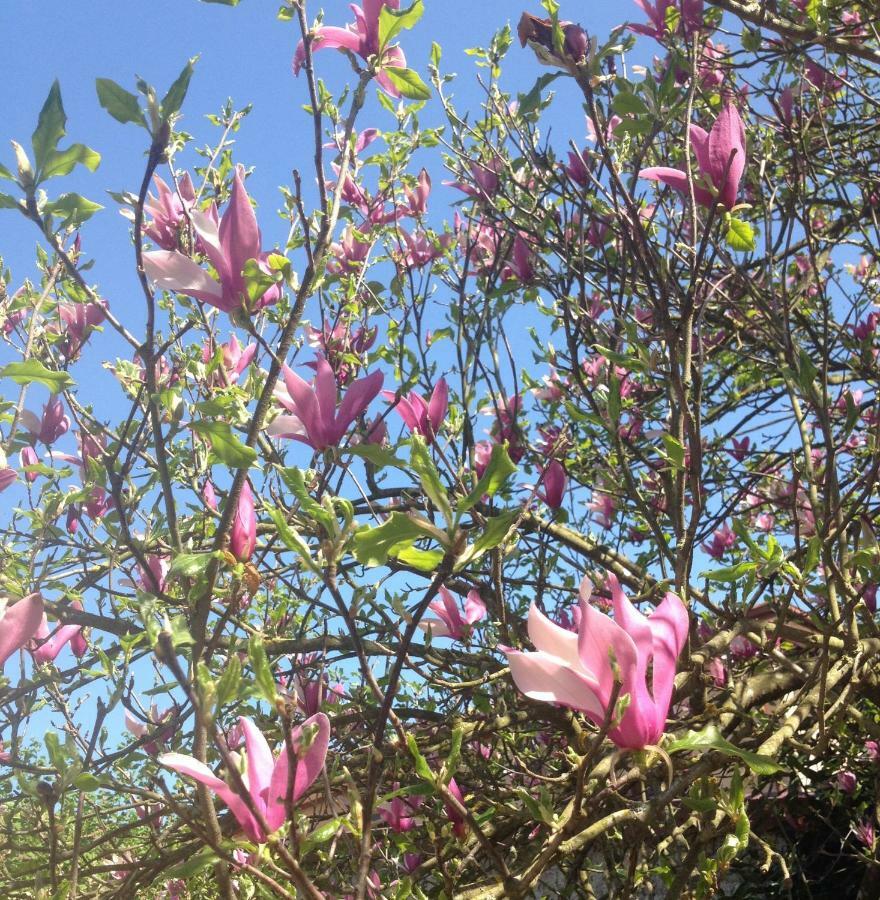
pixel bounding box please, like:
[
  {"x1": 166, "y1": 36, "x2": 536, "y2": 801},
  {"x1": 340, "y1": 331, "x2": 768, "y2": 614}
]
[
  {"x1": 0, "y1": 593, "x2": 45, "y2": 670},
  {"x1": 159, "y1": 714, "x2": 329, "y2": 843},
  {"x1": 503, "y1": 574, "x2": 689, "y2": 749}
]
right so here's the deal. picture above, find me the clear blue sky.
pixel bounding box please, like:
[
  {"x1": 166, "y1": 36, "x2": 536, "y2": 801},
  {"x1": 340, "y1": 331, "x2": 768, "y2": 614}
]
[{"x1": 0, "y1": 0, "x2": 630, "y2": 353}]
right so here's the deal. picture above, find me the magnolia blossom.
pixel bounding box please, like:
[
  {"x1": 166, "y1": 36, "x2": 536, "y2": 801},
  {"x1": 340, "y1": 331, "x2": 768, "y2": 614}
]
[
  {"x1": 378, "y1": 783, "x2": 422, "y2": 832},
  {"x1": 418, "y1": 587, "x2": 487, "y2": 641},
  {"x1": 640, "y1": 102, "x2": 746, "y2": 210},
  {"x1": 20, "y1": 397, "x2": 69, "y2": 446},
  {"x1": 230, "y1": 482, "x2": 257, "y2": 563},
  {"x1": 125, "y1": 704, "x2": 176, "y2": 756},
  {"x1": 0, "y1": 593, "x2": 45, "y2": 670},
  {"x1": 503, "y1": 573, "x2": 689, "y2": 749},
  {"x1": 159, "y1": 714, "x2": 330, "y2": 843},
  {"x1": 383, "y1": 378, "x2": 448, "y2": 445},
  {"x1": 537, "y1": 460, "x2": 567, "y2": 509},
  {"x1": 144, "y1": 173, "x2": 197, "y2": 250},
  {"x1": 203, "y1": 334, "x2": 257, "y2": 384},
  {"x1": 269, "y1": 357, "x2": 384, "y2": 450},
  {"x1": 292, "y1": 0, "x2": 407, "y2": 97},
  {"x1": 31, "y1": 601, "x2": 85, "y2": 664},
  {"x1": 144, "y1": 166, "x2": 281, "y2": 315}
]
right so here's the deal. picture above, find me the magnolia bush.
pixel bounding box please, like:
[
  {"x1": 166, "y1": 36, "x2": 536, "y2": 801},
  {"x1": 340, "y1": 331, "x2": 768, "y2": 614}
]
[{"x1": 1, "y1": 0, "x2": 880, "y2": 897}]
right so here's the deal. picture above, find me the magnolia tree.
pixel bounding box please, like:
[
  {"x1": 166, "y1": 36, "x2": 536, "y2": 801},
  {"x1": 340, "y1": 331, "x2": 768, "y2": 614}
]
[{"x1": 1, "y1": 0, "x2": 879, "y2": 896}]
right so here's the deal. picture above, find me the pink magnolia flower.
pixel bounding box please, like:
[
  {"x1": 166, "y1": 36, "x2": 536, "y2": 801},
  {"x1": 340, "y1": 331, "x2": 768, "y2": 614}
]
[
  {"x1": 58, "y1": 300, "x2": 106, "y2": 359},
  {"x1": 159, "y1": 714, "x2": 330, "y2": 843},
  {"x1": 230, "y1": 482, "x2": 257, "y2": 563},
  {"x1": 292, "y1": 1, "x2": 407, "y2": 97},
  {"x1": 730, "y1": 436, "x2": 750, "y2": 461},
  {"x1": 537, "y1": 460, "x2": 566, "y2": 509},
  {"x1": 396, "y1": 228, "x2": 452, "y2": 269},
  {"x1": 628, "y1": 0, "x2": 702, "y2": 40},
  {"x1": 0, "y1": 465, "x2": 15, "y2": 492},
  {"x1": 19, "y1": 446, "x2": 39, "y2": 483},
  {"x1": 446, "y1": 158, "x2": 502, "y2": 199},
  {"x1": 203, "y1": 480, "x2": 219, "y2": 512},
  {"x1": 378, "y1": 783, "x2": 422, "y2": 832},
  {"x1": 144, "y1": 173, "x2": 197, "y2": 251},
  {"x1": 20, "y1": 398, "x2": 70, "y2": 446},
  {"x1": 418, "y1": 587, "x2": 487, "y2": 641},
  {"x1": 587, "y1": 489, "x2": 616, "y2": 529},
  {"x1": 640, "y1": 102, "x2": 746, "y2": 210},
  {"x1": 701, "y1": 522, "x2": 736, "y2": 559},
  {"x1": 0, "y1": 593, "x2": 45, "y2": 670},
  {"x1": 383, "y1": 378, "x2": 448, "y2": 445},
  {"x1": 269, "y1": 357, "x2": 384, "y2": 450},
  {"x1": 30, "y1": 601, "x2": 85, "y2": 665},
  {"x1": 837, "y1": 770, "x2": 857, "y2": 794},
  {"x1": 503, "y1": 573, "x2": 689, "y2": 749},
  {"x1": 329, "y1": 225, "x2": 372, "y2": 274},
  {"x1": 501, "y1": 233, "x2": 537, "y2": 283},
  {"x1": 143, "y1": 166, "x2": 281, "y2": 315},
  {"x1": 444, "y1": 776, "x2": 468, "y2": 839},
  {"x1": 203, "y1": 334, "x2": 257, "y2": 384},
  {"x1": 125, "y1": 704, "x2": 176, "y2": 756}
]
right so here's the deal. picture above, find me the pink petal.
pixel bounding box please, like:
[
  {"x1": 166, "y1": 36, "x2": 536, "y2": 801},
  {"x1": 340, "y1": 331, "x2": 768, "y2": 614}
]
[
  {"x1": 0, "y1": 593, "x2": 44, "y2": 670},
  {"x1": 265, "y1": 712, "x2": 330, "y2": 831},
  {"x1": 283, "y1": 366, "x2": 325, "y2": 448},
  {"x1": 336, "y1": 369, "x2": 384, "y2": 438},
  {"x1": 143, "y1": 251, "x2": 227, "y2": 309},
  {"x1": 638, "y1": 167, "x2": 715, "y2": 208},
  {"x1": 293, "y1": 26, "x2": 365, "y2": 76},
  {"x1": 577, "y1": 595, "x2": 638, "y2": 706},
  {"x1": 312, "y1": 357, "x2": 340, "y2": 442},
  {"x1": 418, "y1": 617, "x2": 455, "y2": 639},
  {"x1": 428, "y1": 378, "x2": 449, "y2": 437},
  {"x1": 159, "y1": 752, "x2": 262, "y2": 842},
  {"x1": 688, "y1": 124, "x2": 711, "y2": 177},
  {"x1": 266, "y1": 414, "x2": 307, "y2": 440},
  {"x1": 526, "y1": 602, "x2": 582, "y2": 670},
  {"x1": 220, "y1": 165, "x2": 262, "y2": 291},
  {"x1": 708, "y1": 103, "x2": 746, "y2": 209},
  {"x1": 645, "y1": 591, "x2": 689, "y2": 722},
  {"x1": 464, "y1": 590, "x2": 487, "y2": 626},
  {"x1": 240, "y1": 717, "x2": 275, "y2": 819},
  {"x1": 505, "y1": 648, "x2": 605, "y2": 718}
]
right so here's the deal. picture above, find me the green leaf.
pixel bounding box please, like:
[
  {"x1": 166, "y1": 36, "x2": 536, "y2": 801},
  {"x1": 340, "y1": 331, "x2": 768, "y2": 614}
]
[
  {"x1": 726, "y1": 217, "x2": 756, "y2": 252},
  {"x1": 382, "y1": 67, "x2": 431, "y2": 101},
  {"x1": 32, "y1": 81, "x2": 66, "y2": 172},
  {"x1": 304, "y1": 817, "x2": 346, "y2": 848},
  {"x1": 168, "y1": 552, "x2": 214, "y2": 579},
  {"x1": 395, "y1": 545, "x2": 445, "y2": 572},
  {"x1": 278, "y1": 467, "x2": 336, "y2": 534},
  {"x1": 42, "y1": 144, "x2": 101, "y2": 179},
  {"x1": 699, "y1": 561, "x2": 757, "y2": 582},
  {"x1": 73, "y1": 773, "x2": 102, "y2": 792},
  {"x1": 458, "y1": 443, "x2": 518, "y2": 512},
  {"x1": 612, "y1": 91, "x2": 648, "y2": 117},
  {"x1": 95, "y1": 79, "x2": 146, "y2": 127},
  {"x1": 0, "y1": 162, "x2": 14, "y2": 181},
  {"x1": 667, "y1": 725, "x2": 784, "y2": 775},
  {"x1": 660, "y1": 434, "x2": 685, "y2": 470},
  {"x1": 161, "y1": 56, "x2": 198, "y2": 119},
  {"x1": 43, "y1": 193, "x2": 103, "y2": 226},
  {"x1": 0, "y1": 193, "x2": 19, "y2": 210},
  {"x1": 191, "y1": 420, "x2": 257, "y2": 469},
  {"x1": 518, "y1": 72, "x2": 562, "y2": 117},
  {"x1": 378, "y1": 0, "x2": 424, "y2": 48},
  {"x1": 166, "y1": 849, "x2": 217, "y2": 878},
  {"x1": 409, "y1": 434, "x2": 452, "y2": 524},
  {"x1": 265, "y1": 506, "x2": 320, "y2": 573},
  {"x1": 406, "y1": 733, "x2": 435, "y2": 782},
  {"x1": 346, "y1": 443, "x2": 408, "y2": 469},
  {"x1": 248, "y1": 636, "x2": 277, "y2": 704},
  {"x1": 215, "y1": 653, "x2": 242, "y2": 709},
  {"x1": 0, "y1": 360, "x2": 73, "y2": 393},
  {"x1": 352, "y1": 512, "x2": 429, "y2": 567},
  {"x1": 457, "y1": 509, "x2": 519, "y2": 568}
]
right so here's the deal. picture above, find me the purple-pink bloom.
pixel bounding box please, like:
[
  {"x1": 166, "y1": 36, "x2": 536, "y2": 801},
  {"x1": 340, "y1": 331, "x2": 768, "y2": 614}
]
[
  {"x1": 502, "y1": 573, "x2": 689, "y2": 749},
  {"x1": 19, "y1": 446, "x2": 39, "y2": 483},
  {"x1": 702, "y1": 522, "x2": 736, "y2": 559},
  {"x1": 203, "y1": 334, "x2": 257, "y2": 384},
  {"x1": 418, "y1": 587, "x2": 487, "y2": 642},
  {"x1": 0, "y1": 593, "x2": 45, "y2": 671},
  {"x1": 30, "y1": 601, "x2": 84, "y2": 665},
  {"x1": 292, "y1": 1, "x2": 407, "y2": 97},
  {"x1": 0, "y1": 467, "x2": 16, "y2": 492},
  {"x1": 382, "y1": 377, "x2": 448, "y2": 445},
  {"x1": 58, "y1": 300, "x2": 106, "y2": 360},
  {"x1": 639, "y1": 102, "x2": 746, "y2": 210},
  {"x1": 378, "y1": 783, "x2": 422, "y2": 833},
  {"x1": 20, "y1": 397, "x2": 70, "y2": 446},
  {"x1": 537, "y1": 460, "x2": 567, "y2": 509},
  {"x1": 144, "y1": 173, "x2": 197, "y2": 251},
  {"x1": 159, "y1": 714, "x2": 330, "y2": 843},
  {"x1": 143, "y1": 165, "x2": 281, "y2": 315},
  {"x1": 269, "y1": 357, "x2": 384, "y2": 450},
  {"x1": 230, "y1": 482, "x2": 257, "y2": 563}
]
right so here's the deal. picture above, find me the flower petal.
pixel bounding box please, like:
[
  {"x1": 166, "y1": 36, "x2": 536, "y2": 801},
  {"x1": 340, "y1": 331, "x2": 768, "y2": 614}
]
[
  {"x1": 143, "y1": 251, "x2": 227, "y2": 309},
  {"x1": 505, "y1": 647, "x2": 605, "y2": 718},
  {"x1": 0, "y1": 593, "x2": 44, "y2": 670}
]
